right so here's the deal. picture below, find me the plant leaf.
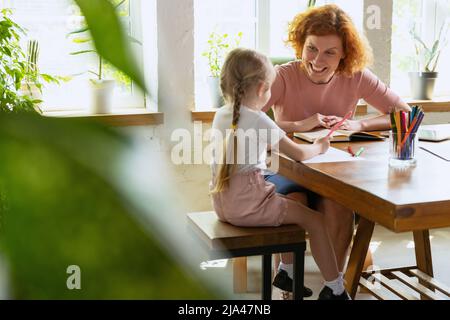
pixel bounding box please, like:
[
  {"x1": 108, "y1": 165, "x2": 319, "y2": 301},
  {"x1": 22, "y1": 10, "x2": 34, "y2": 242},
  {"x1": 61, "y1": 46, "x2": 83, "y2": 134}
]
[
  {"x1": 72, "y1": 37, "x2": 92, "y2": 44},
  {"x1": 73, "y1": 0, "x2": 146, "y2": 92},
  {"x1": 128, "y1": 35, "x2": 142, "y2": 45},
  {"x1": 67, "y1": 26, "x2": 89, "y2": 36},
  {"x1": 69, "y1": 50, "x2": 96, "y2": 55},
  {"x1": 114, "y1": 0, "x2": 126, "y2": 9}
]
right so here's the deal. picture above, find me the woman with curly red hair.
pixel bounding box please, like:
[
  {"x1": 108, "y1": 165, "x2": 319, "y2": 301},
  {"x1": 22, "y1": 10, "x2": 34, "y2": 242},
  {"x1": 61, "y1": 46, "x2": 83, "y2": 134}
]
[{"x1": 264, "y1": 4, "x2": 410, "y2": 299}]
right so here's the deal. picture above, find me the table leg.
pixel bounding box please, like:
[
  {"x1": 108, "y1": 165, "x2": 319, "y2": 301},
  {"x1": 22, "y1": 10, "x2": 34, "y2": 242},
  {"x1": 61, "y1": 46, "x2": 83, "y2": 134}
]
[
  {"x1": 413, "y1": 230, "x2": 433, "y2": 276},
  {"x1": 413, "y1": 230, "x2": 434, "y2": 299},
  {"x1": 262, "y1": 254, "x2": 272, "y2": 300},
  {"x1": 344, "y1": 217, "x2": 375, "y2": 299}
]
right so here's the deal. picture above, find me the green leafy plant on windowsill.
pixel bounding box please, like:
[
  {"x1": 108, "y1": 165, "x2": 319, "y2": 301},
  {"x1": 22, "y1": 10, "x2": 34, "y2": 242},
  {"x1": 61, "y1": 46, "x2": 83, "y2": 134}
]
[
  {"x1": 408, "y1": 20, "x2": 449, "y2": 99},
  {"x1": 68, "y1": 0, "x2": 140, "y2": 85},
  {"x1": 202, "y1": 31, "x2": 242, "y2": 107},
  {"x1": 0, "y1": 9, "x2": 59, "y2": 114},
  {"x1": 410, "y1": 20, "x2": 449, "y2": 72},
  {"x1": 67, "y1": 0, "x2": 142, "y2": 113},
  {"x1": 68, "y1": 0, "x2": 146, "y2": 93},
  {"x1": 202, "y1": 31, "x2": 243, "y2": 78}
]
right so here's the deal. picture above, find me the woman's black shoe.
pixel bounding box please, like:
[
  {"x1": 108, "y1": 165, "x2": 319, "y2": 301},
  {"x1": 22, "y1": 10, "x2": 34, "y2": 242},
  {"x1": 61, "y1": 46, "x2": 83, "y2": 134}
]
[
  {"x1": 318, "y1": 286, "x2": 351, "y2": 300},
  {"x1": 272, "y1": 270, "x2": 313, "y2": 298}
]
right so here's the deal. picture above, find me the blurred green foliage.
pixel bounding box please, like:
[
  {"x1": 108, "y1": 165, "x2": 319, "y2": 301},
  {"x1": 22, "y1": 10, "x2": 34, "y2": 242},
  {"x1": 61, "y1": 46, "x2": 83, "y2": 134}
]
[{"x1": 0, "y1": 114, "x2": 216, "y2": 299}]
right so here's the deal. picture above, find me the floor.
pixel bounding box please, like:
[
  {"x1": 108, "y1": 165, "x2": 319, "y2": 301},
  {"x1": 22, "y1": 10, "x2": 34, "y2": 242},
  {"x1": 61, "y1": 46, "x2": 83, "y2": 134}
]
[{"x1": 198, "y1": 225, "x2": 450, "y2": 300}]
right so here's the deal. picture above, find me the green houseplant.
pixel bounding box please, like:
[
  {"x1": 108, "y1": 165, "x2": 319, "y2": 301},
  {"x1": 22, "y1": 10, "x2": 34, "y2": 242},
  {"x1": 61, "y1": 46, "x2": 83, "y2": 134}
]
[
  {"x1": 21, "y1": 39, "x2": 61, "y2": 112},
  {"x1": 0, "y1": 9, "x2": 58, "y2": 114},
  {"x1": 71, "y1": 0, "x2": 145, "y2": 93},
  {"x1": 68, "y1": 0, "x2": 140, "y2": 114},
  {"x1": 409, "y1": 20, "x2": 449, "y2": 100},
  {"x1": 202, "y1": 31, "x2": 242, "y2": 108}
]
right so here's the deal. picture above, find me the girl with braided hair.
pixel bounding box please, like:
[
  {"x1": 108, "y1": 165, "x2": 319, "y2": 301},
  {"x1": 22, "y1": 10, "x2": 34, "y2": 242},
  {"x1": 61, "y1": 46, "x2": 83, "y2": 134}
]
[{"x1": 210, "y1": 48, "x2": 350, "y2": 300}]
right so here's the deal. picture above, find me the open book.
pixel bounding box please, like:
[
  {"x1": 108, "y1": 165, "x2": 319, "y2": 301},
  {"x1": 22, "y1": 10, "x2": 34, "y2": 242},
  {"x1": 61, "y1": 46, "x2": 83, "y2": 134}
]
[
  {"x1": 294, "y1": 129, "x2": 385, "y2": 143},
  {"x1": 418, "y1": 124, "x2": 450, "y2": 142}
]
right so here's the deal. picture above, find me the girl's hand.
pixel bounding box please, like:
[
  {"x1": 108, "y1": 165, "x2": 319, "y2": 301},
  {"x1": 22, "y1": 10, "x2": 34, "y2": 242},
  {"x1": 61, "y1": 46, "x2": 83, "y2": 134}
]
[{"x1": 313, "y1": 136, "x2": 331, "y2": 154}]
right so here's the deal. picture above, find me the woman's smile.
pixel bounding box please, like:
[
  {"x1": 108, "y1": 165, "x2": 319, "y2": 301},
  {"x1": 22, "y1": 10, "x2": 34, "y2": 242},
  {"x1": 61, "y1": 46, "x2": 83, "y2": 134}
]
[{"x1": 309, "y1": 63, "x2": 328, "y2": 75}]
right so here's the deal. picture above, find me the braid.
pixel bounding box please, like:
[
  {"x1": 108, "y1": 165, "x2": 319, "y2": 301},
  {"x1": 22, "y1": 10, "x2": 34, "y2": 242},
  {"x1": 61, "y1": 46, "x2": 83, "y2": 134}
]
[{"x1": 232, "y1": 82, "x2": 245, "y2": 128}]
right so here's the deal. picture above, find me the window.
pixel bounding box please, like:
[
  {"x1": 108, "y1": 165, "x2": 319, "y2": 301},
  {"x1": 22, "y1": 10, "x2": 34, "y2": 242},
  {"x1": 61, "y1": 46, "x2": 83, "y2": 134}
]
[
  {"x1": 259, "y1": 0, "x2": 363, "y2": 58},
  {"x1": 391, "y1": 0, "x2": 450, "y2": 97},
  {"x1": 1, "y1": 0, "x2": 147, "y2": 112},
  {"x1": 194, "y1": 0, "x2": 257, "y2": 110},
  {"x1": 194, "y1": 0, "x2": 363, "y2": 110}
]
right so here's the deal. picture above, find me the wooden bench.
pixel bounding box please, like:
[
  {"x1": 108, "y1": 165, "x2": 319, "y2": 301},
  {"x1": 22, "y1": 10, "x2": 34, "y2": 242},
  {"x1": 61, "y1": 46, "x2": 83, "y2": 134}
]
[{"x1": 187, "y1": 211, "x2": 306, "y2": 300}]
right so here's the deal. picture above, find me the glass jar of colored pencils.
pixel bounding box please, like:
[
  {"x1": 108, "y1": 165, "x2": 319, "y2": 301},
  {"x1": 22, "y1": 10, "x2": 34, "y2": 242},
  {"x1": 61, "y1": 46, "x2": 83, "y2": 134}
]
[
  {"x1": 389, "y1": 106, "x2": 424, "y2": 167},
  {"x1": 389, "y1": 132, "x2": 418, "y2": 167}
]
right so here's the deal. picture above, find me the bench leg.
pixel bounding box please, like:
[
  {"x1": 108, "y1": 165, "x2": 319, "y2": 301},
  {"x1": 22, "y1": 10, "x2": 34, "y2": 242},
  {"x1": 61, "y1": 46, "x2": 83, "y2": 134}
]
[
  {"x1": 293, "y1": 244, "x2": 305, "y2": 300},
  {"x1": 233, "y1": 257, "x2": 247, "y2": 293},
  {"x1": 262, "y1": 254, "x2": 272, "y2": 300}
]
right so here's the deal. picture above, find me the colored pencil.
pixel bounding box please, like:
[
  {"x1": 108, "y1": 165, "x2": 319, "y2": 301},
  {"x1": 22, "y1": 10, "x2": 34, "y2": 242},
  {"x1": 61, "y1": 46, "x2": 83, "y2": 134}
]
[{"x1": 326, "y1": 110, "x2": 353, "y2": 138}]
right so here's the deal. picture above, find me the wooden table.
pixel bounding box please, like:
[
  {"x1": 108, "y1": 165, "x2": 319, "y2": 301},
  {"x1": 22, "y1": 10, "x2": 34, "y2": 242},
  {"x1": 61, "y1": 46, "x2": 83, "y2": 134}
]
[{"x1": 276, "y1": 138, "x2": 450, "y2": 300}]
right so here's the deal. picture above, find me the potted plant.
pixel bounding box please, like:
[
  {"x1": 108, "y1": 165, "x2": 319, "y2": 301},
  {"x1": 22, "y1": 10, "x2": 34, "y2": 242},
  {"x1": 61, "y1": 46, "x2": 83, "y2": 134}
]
[
  {"x1": 68, "y1": 0, "x2": 138, "y2": 114},
  {"x1": 409, "y1": 20, "x2": 449, "y2": 100},
  {"x1": 202, "y1": 31, "x2": 242, "y2": 108},
  {"x1": 21, "y1": 40, "x2": 60, "y2": 113},
  {"x1": 68, "y1": 25, "x2": 116, "y2": 114},
  {"x1": 0, "y1": 9, "x2": 58, "y2": 114},
  {"x1": 21, "y1": 40, "x2": 41, "y2": 102},
  {"x1": 69, "y1": 38, "x2": 116, "y2": 114}
]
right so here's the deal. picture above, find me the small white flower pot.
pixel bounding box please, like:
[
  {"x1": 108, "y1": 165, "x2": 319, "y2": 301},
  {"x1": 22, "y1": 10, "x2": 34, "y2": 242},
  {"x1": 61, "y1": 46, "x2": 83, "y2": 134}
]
[
  {"x1": 89, "y1": 79, "x2": 115, "y2": 114},
  {"x1": 207, "y1": 76, "x2": 224, "y2": 108}
]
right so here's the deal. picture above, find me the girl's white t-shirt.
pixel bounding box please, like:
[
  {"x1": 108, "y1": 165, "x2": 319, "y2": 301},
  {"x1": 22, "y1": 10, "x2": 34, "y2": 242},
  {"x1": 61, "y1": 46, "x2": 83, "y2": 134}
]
[{"x1": 211, "y1": 105, "x2": 286, "y2": 175}]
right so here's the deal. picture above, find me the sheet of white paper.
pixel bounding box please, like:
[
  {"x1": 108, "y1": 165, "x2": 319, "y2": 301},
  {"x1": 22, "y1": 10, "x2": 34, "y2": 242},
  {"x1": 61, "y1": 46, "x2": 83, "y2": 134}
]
[{"x1": 303, "y1": 147, "x2": 365, "y2": 164}]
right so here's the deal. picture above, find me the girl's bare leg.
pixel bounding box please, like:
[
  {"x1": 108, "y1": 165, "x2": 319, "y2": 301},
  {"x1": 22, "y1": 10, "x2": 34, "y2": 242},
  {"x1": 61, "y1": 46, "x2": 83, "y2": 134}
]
[{"x1": 281, "y1": 197, "x2": 339, "y2": 281}]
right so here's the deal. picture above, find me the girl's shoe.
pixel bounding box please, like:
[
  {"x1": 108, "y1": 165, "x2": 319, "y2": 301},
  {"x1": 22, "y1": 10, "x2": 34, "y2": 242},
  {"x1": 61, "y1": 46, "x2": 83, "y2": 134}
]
[
  {"x1": 272, "y1": 269, "x2": 313, "y2": 298},
  {"x1": 317, "y1": 286, "x2": 351, "y2": 300}
]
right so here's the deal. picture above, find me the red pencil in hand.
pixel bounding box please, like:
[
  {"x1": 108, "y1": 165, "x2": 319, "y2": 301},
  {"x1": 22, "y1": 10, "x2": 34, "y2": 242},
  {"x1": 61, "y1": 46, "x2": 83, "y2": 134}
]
[{"x1": 326, "y1": 110, "x2": 353, "y2": 138}]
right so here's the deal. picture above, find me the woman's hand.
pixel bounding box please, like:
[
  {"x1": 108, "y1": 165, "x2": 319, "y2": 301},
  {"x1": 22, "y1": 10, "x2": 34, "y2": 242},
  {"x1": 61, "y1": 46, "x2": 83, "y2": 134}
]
[
  {"x1": 338, "y1": 119, "x2": 363, "y2": 131},
  {"x1": 313, "y1": 136, "x2": 331, "y2": 154},
  {"x1": 296, "y1": 113, "x2": 337, "y2": 131}
]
